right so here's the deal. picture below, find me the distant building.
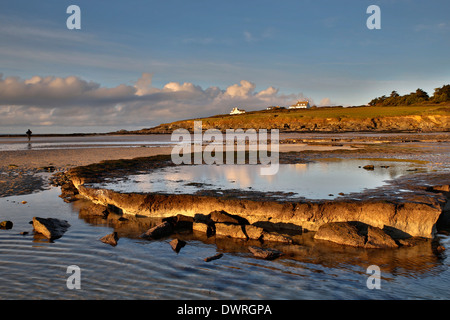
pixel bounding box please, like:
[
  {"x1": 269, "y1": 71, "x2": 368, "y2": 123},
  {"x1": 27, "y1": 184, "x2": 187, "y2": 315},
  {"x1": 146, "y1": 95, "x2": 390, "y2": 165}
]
[
  {"x1": 266, "y1": 106, "x2": 284, "y2": 110},
  {"x1": 289, "y1": 100, "x2": 310, "y2": 109},
  {"x1": 230, "y1": 107, "x2": 246, "y2": 115}
]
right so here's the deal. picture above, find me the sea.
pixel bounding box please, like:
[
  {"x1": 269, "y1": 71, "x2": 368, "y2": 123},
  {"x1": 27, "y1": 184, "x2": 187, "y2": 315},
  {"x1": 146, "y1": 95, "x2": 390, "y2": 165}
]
[{"x1": 0, "y1": 134, "x2": 449, "y2": 301}]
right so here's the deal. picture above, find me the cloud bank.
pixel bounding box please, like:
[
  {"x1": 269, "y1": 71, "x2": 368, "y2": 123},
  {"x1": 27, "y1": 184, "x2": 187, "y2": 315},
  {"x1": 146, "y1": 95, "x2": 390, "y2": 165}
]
[{"x1": 0, "y1": 73, "x2": 310, "y2": 133}]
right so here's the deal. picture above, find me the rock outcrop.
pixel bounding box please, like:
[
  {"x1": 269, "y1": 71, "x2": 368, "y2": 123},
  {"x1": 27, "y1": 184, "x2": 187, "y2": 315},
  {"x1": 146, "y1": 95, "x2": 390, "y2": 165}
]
[
  {"x1": 100, "y1": 232, "x2": 119, "y2": 246},
  {"x1": 138, "y1": 113, "x2": 450, "y2": 134},
  {"x1": 32, "y1": 217, "x2": 70, "y2": 240},
  {"x1": 170, "y1": 238, "x2": 186, "y2": 253},
  {"x1": 314, "y1": 222, "x2": 399, "y2": 248},
  {"x1": 73, "y1": 184, "x2": 443, "y2": 239},
  {"x1": 248, "y1": 246, "x2": 283, "y2": 260},
  {"x1": 64, "y1": 153, "x2": 449, "y2": 248},
  {"x1": 0, "y1": 221, "x2": 13, "y2": 229},
  {"x1": 204, "y1": 253, "x2": 223, "y2": 262},
  {"x1": 141, "y1": 221, "x2": 173, "y2": 239}
]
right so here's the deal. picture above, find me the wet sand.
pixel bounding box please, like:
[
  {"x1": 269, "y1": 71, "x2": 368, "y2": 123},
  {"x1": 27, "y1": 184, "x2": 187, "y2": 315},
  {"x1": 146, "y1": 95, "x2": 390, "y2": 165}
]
[
  {"x1": 0, "y1": 146, "x2": 175, "y2": 197},
  {"x1": 0, "y1": 132, "x2": 449, "y2": 198},
  {"x1": 0, "y1": 146, "x2": 175, "y2": 171}
]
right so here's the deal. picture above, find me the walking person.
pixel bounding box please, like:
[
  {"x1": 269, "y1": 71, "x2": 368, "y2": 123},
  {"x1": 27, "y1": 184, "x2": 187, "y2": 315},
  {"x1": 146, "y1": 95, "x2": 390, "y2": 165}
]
[{"x1": 26, "y1": 129, "x2": 32, "y2": 142}]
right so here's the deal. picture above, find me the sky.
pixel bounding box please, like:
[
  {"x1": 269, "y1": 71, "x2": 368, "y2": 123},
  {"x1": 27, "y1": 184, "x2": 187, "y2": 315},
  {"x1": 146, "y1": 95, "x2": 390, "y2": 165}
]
[{"x1": 0, "y1": 0, "x2": 449, "y2": 134}]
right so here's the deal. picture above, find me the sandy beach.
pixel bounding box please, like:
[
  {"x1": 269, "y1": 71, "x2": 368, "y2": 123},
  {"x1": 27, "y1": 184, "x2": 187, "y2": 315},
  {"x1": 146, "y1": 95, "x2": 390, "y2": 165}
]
[
  {"x1": 0, "y1": 144, "x2": 340, "y2": 195},
  {"x1": 1, "y1": 133, "x2": 449, "y2": 300},
  {"x1": 1, "y1": 133, "x2": 448, "y2": 198},
  {"x1": 0, "y1": 146, "x2": 175, "y2": 171},
  {"x1": 0, "y1": 146, "x2": 174, "y2": 197}
]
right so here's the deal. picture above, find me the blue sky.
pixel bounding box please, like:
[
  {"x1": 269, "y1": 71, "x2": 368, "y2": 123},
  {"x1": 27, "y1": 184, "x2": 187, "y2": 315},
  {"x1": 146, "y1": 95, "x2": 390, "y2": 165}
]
[{"x1": 0, "y1": 0, "x2": 449, "y2": 133}]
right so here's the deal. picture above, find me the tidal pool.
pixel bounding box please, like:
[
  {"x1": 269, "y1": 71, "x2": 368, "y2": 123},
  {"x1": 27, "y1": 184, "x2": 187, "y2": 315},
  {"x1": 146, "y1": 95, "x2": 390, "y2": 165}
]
[
  {"x1": 91, "y1": 159, "x2": 430, "y2": 200},
  {"x1": 1, "y1": 187, "x2": 449, "y2": 300}
]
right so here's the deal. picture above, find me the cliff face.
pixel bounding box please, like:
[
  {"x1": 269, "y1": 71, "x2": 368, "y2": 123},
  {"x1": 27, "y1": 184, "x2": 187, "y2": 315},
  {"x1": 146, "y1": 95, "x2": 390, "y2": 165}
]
[{"x1": 142, "y1": 114, "x2": 449, "y2": 133}]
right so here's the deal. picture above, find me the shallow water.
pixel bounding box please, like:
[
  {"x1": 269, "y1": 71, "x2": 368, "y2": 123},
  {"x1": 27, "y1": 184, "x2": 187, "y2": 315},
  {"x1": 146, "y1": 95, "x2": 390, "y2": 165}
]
[
  {"x1": 1, "y1": 186, "x2": 450, "y2": 300},
  {"x1": 0, "y1": 135, "x2": 175, "y2": 151},
  {"x1": 91, "y1": 159, "x2": 431, "y2": 200}
]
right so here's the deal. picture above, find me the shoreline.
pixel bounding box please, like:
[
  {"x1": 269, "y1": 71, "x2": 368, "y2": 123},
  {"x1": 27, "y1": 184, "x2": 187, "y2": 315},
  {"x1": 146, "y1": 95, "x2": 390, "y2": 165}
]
[
  {"x1": 63, "y1": 147, "x2": 450, "y2": 246},
  {"x1": 1, "y1": 134, "x2": 449, "y2": 255},
  {"x1": 0, "y1": 132, "x2": 449, "y2": 199},
  {"x1": 1, "y1": 129, "x2": 449, "y2": 138}
]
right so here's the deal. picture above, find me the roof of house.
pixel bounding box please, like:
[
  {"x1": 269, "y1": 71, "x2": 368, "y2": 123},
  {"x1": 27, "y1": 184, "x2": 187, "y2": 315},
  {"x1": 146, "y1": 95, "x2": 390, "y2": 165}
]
[{"x1": 292, "y1": 101, "x2": 309, "y2": 105}]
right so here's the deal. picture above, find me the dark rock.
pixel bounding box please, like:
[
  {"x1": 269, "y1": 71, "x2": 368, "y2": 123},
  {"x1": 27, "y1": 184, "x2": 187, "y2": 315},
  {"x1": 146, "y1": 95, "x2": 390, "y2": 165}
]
[
  {"x1": 397, "y1": 237, "x2": 428, "y2": 247},
  {"x1": 0, "y1": 220, "x2": 13, "y2": 229},
  {"x1": 141, "y1": 221, "x2": 173, "y2": 239},
  {"x1": 204, "y1": 253, "x2": 223, "y2": 262},
  {"x1": 248, "y1": 246, "x2": 283, "y2": 260},
  {"x1": 365, "y1": 225, "x2": 398, "y2": 248},
  {"x1": 209, "y1": 210, "x2": 249, "y2": 225},
  {"x1": 429, "y1": 185, "x2": 449, "y2": 192},
  {"x1": 106, "y1": 204, "x2": 123, "y2": 215},
  {"x1": 215, "y1": 222, "x2": 247, "y2": 239},
  {"x1": 59, "y1": 181, "x2": 80, "y2": 202},
  {"x1": 32, "y1": 217, "x2": 70, "y2": 240},
  {"x1": 314, "y1": 221, "x2": 398, "y2": 248},
  {"x1": 261, "y1": 231, "x2": 293, "y2": 244},
  {"x1": 61, "y1": 182, "x2": 78, "y2": 196},
  {"x1": 193, "y1": 213, "x2": 211, "y2": 223},
  {"x1": 244, "y1": 225, "x2": 264, "y2": 240},
  {"x1": 163, "y1": 214, "x2": 194, "y2": 230},
  {"x1": 100, "y1": 232, "x2": 119, "y2": 246},
  {"x1": 192, "y1": 222, "x2": 215, "y2": 237},
  {"x1": 72, "y1": 173, "x2": 443, "y2": 239},
  {"x1": 314, "y1": 222, "x2": 365, "y2": 247},
  {"x1": 174, "y1": 214, "x2": 194, "y2": 229},
  {"x1": 79, "y1": 203, "x2": 109, "y2": 218},
  {"x1": 170, "y1": 238, "x2": 186, "y2": 253}
]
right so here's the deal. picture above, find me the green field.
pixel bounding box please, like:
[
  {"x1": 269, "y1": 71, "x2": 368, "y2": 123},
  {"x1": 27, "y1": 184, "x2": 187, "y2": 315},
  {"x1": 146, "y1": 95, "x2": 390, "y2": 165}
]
[
  {"x1": 139, "y1": 102, "x2": 450, "y2": 133},
  {"x1": 194, "y1": 103, "x2": 450, "y2": 122}
]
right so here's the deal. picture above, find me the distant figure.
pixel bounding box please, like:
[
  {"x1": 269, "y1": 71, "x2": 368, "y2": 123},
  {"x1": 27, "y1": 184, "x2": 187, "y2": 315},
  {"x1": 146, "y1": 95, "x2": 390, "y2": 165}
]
[{"x1": 26, "y1": 129, "x2": 32, "y2": 142}]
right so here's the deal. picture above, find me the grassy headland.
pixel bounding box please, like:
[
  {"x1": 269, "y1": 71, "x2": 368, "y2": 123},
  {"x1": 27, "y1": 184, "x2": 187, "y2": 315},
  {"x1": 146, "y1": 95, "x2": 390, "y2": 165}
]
[{"x1": 129, "y1": 103, "x2": 450, "y2": 134}]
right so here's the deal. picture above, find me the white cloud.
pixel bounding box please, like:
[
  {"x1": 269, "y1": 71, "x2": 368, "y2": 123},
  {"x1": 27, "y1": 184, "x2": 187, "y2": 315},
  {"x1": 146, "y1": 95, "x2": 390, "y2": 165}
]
[
  {"x1": 134, "y1": 72, "x2": 154, "y2": 96},
  {"x1": 0, "y1": 73, "x2": 310, "y2": 132},
  {"x1": 224, "y1": 80, "x2": 256, "y2": 98},
  {"x1": 319, "y1": 98, "x2": 333, "y2": 106}
]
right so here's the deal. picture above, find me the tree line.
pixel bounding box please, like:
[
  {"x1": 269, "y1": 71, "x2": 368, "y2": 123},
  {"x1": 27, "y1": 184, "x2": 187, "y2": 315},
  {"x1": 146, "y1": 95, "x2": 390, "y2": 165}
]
[{"x1": 369, "y1": 84, "x2": 450, "y2": 106}]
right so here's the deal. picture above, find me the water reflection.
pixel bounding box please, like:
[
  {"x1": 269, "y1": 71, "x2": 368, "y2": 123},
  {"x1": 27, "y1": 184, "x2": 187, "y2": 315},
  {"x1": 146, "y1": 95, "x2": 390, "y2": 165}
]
[
  {"x1": 1, "y1": 187, "x2": 448, "y2": 300},
  {"x1": 73, "y1": 198, "x2": 447, "y2": 280},
  {"x1": 92, "y1": 159, "x2": 429, "y2": 200}
]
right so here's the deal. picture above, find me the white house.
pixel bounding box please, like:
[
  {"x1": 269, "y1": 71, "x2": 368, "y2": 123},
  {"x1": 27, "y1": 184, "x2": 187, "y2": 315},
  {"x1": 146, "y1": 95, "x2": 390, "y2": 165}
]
[
  {"x1": 289, "y1": 100, "x2": 310, "y2": 109},
  {"x1": 266, "y1": 106, "x2": 284, "y2": 110},
  {"x1": 230, "y1": 107, "x2": 246, "y2": 115}
]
